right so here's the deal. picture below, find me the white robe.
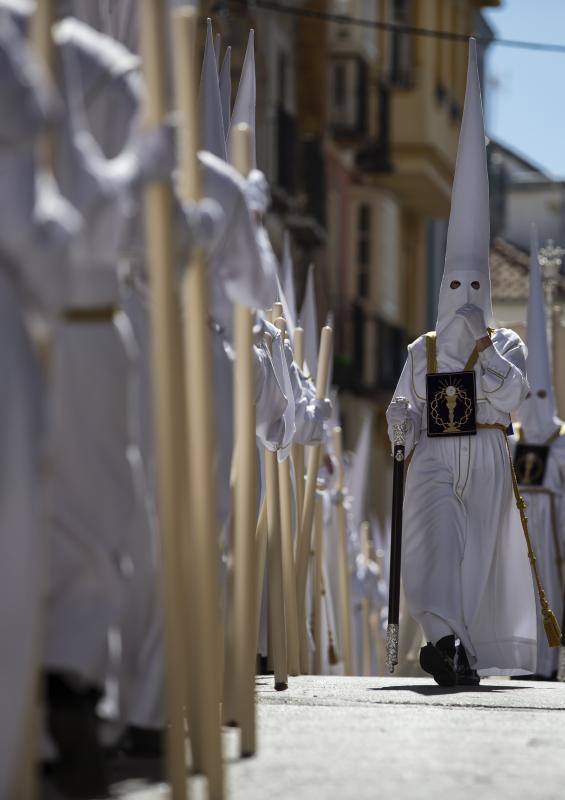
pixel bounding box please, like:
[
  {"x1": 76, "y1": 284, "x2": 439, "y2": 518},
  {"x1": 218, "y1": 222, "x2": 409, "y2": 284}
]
[
  {"x1": 510, "y1": 430, "x2": 565, "y2": 676},
  {"x1": 389, "y1": 327, "x2": 537, "y2": 675}
]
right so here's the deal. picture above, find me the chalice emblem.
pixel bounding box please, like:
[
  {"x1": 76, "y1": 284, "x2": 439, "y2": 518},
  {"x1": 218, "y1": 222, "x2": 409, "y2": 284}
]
[{"x1": 430, "y1": 377, "x2": 473, "y2": 433}]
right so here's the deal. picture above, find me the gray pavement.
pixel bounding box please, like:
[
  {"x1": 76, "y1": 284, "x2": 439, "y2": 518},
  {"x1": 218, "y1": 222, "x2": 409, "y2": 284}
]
[{"x1": 47, "y1": 676, "x2": 565, "y2": 800}]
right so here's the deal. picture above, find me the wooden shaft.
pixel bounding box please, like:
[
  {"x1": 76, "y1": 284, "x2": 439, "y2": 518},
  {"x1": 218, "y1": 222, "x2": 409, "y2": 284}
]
[
  {"x1": 292, "y1": 327, "x2": 306, "y2": 531},
  {"x1": 30, "y1": 0, "x2": 56, "y2": 171},
  {"x1": 295, "y1": 326, "x2": 333, "y2": 672},
  {"x1": 332, "y1": 426, "x2": 354, "y2": 675},
  {"x1": 254, "y1": 497, "x2": 269, "y2": 658},
  {"x1": 139, "y1": 6, "x2": 189, "y2": 790},
  {"x1": 312, "y1": 494, "x2": 324, "y2": 674},
  {"x1": 172, "y1": 10, "x2": 223, "y2": 798},
  {"x1": 224, "y1": 123, "x2": 258, "y2": 755},
  {"x1": 361, "y1": 599, "x2": 372, "y2": 676},
  {"x1": 274, "y1": 317, "x2": 300, "y2": 676},
  {"x1": 272, "y1": 302, "x2": 283, "y2": 320},
  {"x1": 262, "y1": 329, "x2": 288, "y2": 689},
  {"x1": 265, "y1": 446, "x2": 288, "y2": 688},
  {"x1": 360, "y1": 521, "x2": 371, "y2": 563}
]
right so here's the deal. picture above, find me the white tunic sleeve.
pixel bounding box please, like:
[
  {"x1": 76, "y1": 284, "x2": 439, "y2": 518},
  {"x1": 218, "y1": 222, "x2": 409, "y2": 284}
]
[{"x1": 478, "y1": 328, "x2": 529, "y2": 413}]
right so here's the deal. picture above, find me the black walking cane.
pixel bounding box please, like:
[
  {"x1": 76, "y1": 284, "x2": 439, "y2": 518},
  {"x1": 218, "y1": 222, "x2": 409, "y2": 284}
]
[{"x1": 386, "y1": 398, "x2": 409, "y2": 674}]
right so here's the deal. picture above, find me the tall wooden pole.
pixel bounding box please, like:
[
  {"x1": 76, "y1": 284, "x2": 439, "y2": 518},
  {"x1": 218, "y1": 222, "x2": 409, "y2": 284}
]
[
  {"x1": 172, "y1": 9, "x2": 223, "y2": 798},
  {"x1": 292, "y1": 327, "x2": 306, "y2": 530},
  {"x1": 139, "y1": 3, "x2": 191, "y2": 795},
  {"x1": 263, "y1": 326, "x2": 288, "y2": 691},
  {"x1": 274, "y1": 317, "x2": 300, "y2": 676},
  {"x1": 333, "y1": 426, "x2": 354, "y2": 676},
  {"x1": 295, "y1": 326, "x2": 333, "y2": 673},
  {"x1": 224, "y1": 124, "x2": 258, "y2": 757},
  {"x1": 312, "y1": 494, "x2": 324, "y2": 674}
]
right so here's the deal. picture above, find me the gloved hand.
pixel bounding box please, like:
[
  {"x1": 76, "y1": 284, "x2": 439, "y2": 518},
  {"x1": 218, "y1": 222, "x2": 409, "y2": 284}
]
[
  {"x1": 456, "y1": 303, "x2": 488, "y2": 341},
  {"x1": 387, "y1": 397, "x2": 409, "y2": 426}
]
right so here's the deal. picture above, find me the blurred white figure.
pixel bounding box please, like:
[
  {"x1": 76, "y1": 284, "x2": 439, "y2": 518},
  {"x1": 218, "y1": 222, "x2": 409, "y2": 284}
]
[
  {"x1": 386, "y1": 40, "x2": 535, "y2": 687},
  {"x1": 512, "y1": 227, "x2": 565, "y2": 679}
]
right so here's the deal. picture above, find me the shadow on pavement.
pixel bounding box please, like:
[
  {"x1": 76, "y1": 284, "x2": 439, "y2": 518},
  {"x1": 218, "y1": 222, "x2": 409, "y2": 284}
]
[{"x1": 369, "y1": 684, "x2": 528, "y2": 696}]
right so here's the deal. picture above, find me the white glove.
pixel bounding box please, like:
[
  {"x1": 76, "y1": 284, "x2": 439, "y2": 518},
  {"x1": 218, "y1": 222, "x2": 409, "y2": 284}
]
[
  {"x1": 455, "y1": 303, "x2": 488, "y2": 341},
  {"x1": 387, "y1": 397, "x2": 409, "y2": 427}
]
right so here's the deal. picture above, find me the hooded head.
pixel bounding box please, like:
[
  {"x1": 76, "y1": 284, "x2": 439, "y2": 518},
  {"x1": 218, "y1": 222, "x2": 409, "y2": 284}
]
[
  {"x1": 436, "y1": 38, "x2": 493, "y2": 337},
  {"x1": 199, "y1": 18, "x2": 226, "y2": 160},
  {"x1": 228, "y1": 29, "x2": 255, "y2": 169},
  {"x1": 517, "y1": 226, "x2": 561, "y2": 441}
]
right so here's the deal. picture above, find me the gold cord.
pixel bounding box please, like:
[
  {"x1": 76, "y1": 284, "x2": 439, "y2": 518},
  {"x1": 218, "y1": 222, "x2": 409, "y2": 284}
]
[{"x1": 478, "y1": 423, "x2": 562, "y2": 647}]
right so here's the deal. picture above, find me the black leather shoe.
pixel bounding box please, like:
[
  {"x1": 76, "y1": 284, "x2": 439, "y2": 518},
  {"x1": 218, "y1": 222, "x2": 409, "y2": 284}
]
[
  {"x1": 46, "y1": 672, "x2": 109, "y2": 799},
  {"x1": 420, "y1": 635, "x2": 457, "y2": 687},
  {"x1": 455, "y1": 643, "x2": 481, "y2": 686}
]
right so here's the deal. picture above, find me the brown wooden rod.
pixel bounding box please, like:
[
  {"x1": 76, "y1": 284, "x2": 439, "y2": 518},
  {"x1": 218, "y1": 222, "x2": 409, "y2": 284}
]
[
  {"x1": 226, "y1": 125, "x2": 257, "y2": 756},
  {"x1": 225, "y1": 123, "x2": 258, "y2": 756},
  {"x1": 333, "y1": 426, "x2": 354, "y2": 676},
  {"x1": 262, "y1": 330, "x2": 288, "y2": 690},
  {"x1": 312, "y1": 494, "x2": 324, "y2": 674},
  {"x1": 274, "y1": 317, "x2": 300, "y2": 676},
  {"x1": 292, "y1": 327, "x2": 306, "y2": 538},
  {"x1": 30, "y1": 0, "x2": 57, "y2": 171},
  {"x1": 295, "y1": 326, "x2": 333, "y2": 673},
  {"x1": 139, "y1": 2, "x2": 191, "y2": 795},
  {"x1": 172, "y1": 8, "x2": 223, "y2": 798}
]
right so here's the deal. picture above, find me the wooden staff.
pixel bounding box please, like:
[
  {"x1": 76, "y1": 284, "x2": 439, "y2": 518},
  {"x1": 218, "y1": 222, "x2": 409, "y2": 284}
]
[
  {"x1": 254, "y1": 496, "x2": 268, "y2": 660},
  {"x1": 312, "y1": 494, "x2": 324, "y2": 674},
  {"x1": 292, "y1": 327, "x2": 306, "y2": 532},
  {"x1": 332, "y1": 426, "x2": 354, "y2": 676},
  {"x1": 30, "y1": 0, "x2": 57, "y2": 170},
  {"x1": 139, "y1": 3, "x2": 191, "y2": 794},
  {"x1": 263, "y1": 324, "x2": 288, "y2": 690},
  {"x1": 172, "y1": 9, "x2": 223, "y2": 798},
  {"x1": 274, "y1": 317, "x2": 300, "y2": 676},
  {"x1": 295, "y1": 326, "x2": 333, "y2": 673},
  {"x1": 224, "y1": 124, "x2": 258, "y2": 757}
]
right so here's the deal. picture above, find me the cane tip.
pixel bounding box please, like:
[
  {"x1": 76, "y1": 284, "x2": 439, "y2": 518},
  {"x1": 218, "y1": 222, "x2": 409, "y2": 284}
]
[
  {"x1": 241, "y1": 750, "x2": 255, "y2": 759},
  {"x1": 274, "y1": 681, "x2": 288, "y2": 692}
]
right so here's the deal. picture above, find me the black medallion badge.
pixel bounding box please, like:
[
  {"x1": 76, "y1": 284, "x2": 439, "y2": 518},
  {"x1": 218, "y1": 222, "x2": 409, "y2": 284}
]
[
  {"x1": 514, "y1": 444, "x2": 549, "y2": 487},
  {"x1": 426, "y1": 371, "x2": 477, "y2": 438}
]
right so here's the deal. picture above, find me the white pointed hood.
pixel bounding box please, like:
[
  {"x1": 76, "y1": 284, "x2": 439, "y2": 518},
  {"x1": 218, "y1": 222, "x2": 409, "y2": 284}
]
[
  {"x1": 219, "y1": 46, "x2": 231, "y2": 139},
  {"x1": 228, "y1": 29, "x2": 256, "y2": 168},
  {"x1": 300, "y1": 263, "x2": 318, "y2": 379},
  {"x1": 198, "y1": 18, "x2": 226, "y2": 160},
  {"x1": 517, "y1": 225, "x2": 562, "y2": 442},
  {"x1": 436, "y1": 38, "x2": 493, "y2": 334},
  {"x1": 214, "y1": 32, "x2": 221, "y2": 66}
]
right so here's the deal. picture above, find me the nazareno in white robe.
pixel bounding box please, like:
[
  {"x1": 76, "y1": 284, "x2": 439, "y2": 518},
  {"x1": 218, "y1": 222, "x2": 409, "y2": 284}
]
[
  {"x1": 388, "y1": 327, "x2": 537, "y2": 676},
  {"x1": 509, "y1": 430, "x2": 565, "y2": 676}
]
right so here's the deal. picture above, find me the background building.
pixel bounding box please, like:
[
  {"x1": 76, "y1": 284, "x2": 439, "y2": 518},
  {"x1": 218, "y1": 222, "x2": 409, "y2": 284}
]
[{"x1": 209, "y1": 0, "x2": 565, "y2": 528}]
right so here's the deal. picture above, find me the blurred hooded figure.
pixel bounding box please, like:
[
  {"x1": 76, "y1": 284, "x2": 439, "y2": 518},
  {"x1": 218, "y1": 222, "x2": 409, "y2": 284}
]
[
  {"x1": 512, "y1": 227, "x2": 565, "y2": 679},
  {"x1": 0, "y1": 3, "x2": 82, "y2": 794},
  {"x1": 42, "y1": 13, "x2": 175, "y2": 793},
  {"x1": 386, "y1": 40, "x2": 536, "y2": 687}
]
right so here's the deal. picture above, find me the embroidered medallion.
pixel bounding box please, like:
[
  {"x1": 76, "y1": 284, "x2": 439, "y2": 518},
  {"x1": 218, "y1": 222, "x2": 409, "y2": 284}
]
[
  {"x1": 426, "y1": 371, "x2": 477, "y2": 437},
  {"x1": 514, "y1": 444, "x2": 549, "y2": 487}
]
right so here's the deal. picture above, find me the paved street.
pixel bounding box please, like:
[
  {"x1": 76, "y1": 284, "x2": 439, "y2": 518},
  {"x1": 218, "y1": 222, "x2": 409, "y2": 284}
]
[{"x1": 64, "y1": 675, "x2": 565, "y2": 800}]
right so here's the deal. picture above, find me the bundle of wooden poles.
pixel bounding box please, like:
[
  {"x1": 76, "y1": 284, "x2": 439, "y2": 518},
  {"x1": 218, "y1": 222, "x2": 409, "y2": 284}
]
[{"x1": 30, "y1": 3, "x2": 367, "y2": 798}]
